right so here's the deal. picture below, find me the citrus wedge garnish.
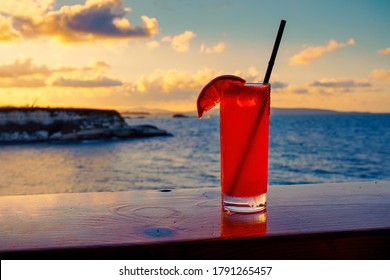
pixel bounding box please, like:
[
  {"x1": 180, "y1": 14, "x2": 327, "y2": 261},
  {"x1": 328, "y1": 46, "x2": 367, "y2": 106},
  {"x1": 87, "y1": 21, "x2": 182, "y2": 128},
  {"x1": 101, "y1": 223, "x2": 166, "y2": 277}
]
[{"x1": 197, "y1": 75, "x2": 246, "y2": 118}]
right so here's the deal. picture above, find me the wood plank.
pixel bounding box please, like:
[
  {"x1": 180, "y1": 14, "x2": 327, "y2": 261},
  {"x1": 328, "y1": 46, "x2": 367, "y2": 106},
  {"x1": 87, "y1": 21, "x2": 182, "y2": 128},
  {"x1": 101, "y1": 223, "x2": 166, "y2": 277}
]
[{"x1": 0, "y1": 181, "x2": 389, "y2": 259}]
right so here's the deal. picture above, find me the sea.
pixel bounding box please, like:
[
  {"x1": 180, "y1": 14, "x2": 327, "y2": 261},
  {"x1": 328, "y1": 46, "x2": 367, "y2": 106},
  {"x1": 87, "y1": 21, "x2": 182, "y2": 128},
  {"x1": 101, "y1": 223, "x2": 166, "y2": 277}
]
[{"x1": 0, "y1": 113, "x2": 389, "y2": 196}]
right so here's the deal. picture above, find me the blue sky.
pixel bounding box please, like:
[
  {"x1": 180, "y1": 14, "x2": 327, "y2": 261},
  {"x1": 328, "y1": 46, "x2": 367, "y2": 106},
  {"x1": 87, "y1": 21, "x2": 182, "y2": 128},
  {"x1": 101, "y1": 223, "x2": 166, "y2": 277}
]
[{"x1": 0, "y1": 0, "x2": 389, "y2": 112}]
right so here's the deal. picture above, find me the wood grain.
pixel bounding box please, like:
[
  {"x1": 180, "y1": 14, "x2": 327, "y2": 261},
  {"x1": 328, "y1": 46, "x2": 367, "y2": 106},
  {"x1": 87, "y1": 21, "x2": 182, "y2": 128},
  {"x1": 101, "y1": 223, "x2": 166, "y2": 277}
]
[{"x1": 0, "y1": 181, "x2": 389, "y2": 259}]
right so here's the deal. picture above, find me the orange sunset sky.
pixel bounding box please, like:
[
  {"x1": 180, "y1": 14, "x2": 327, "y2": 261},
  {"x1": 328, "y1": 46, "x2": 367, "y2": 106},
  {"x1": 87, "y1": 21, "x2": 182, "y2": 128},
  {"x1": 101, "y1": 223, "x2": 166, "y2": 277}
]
[{"x1": 0, "y1": 0, "x2": 389, "y2": 112}]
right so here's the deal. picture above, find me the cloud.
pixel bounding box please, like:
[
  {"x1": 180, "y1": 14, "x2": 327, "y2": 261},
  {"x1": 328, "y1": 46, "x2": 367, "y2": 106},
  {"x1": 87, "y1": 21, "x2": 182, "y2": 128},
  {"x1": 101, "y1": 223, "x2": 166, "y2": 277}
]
[
  {"x1": 0, "y1": 15, "x2": 21, "y2": 41},
  {"x1": 0, "y1": 57, "x2": 50, "y2": 87},
  {"x1": 247, "y1": 66, "x2": 259, "y2": 77},
  {"x1": 200, "y1": 42, "x2": 226, "y2": 54},
  {"x1": 309, "y1": 78, "x2": 371, "y2": 88},
  {"x1": 0, "y1": 0, "x2": 55, "y2": 16},
  {"x1": 50, "y1": 76, "x2": 122, "y2": 87},
  {"x1": 127, "y1": 66, "x2": 286, "y2": 100},
  {"x1": 149, "y1": 32, "x2": 224, "y2": 54},
  {"x1": 0, "y1": 0, "x2": 158, "y2": 42},
  {"x1": 284, "y1": 85, "x2": 309, "y2": 94},
  {"x1": 109, "y1": 67, "x2": 226, "y2": 111},
  {"x1": 132, "y1": 67, "x2": 220, "y2": 94},
  {"x1": 0, "y1": 0, "x2": 55, "y2": 35},
  {"x1": 370, "y1": 69, "x2": 390, "y2": 81},
  {"x1": 0, "y1": 76, "x2": 47, "y2": 88},
  {"x1": 146, "y1": 40, "x2": 161, "y2": 49},
  {"x1": 162, "y1": 30, "x2": 196, "y2": 52},
  {"x1": 272, "y1": 77, "x2": 374, "y2": 97},
  {"x1": 0, "y1": 57, "x2": 123, "y2": 88},
  {"x1": 272, "y1": 81, "x2": 289, "y2": 89},
  {"x1": 113, "y1": 67, "x2": 297, "y2": 111},
  {"x1": 307, "y1": 78, "x2": 372, "y2": 94},
  {"x1": 0, "y1": 57, "x2": 50, "y2": 77},
  {"x1": 48, "y1": 59, "x2": 123, "y2": 87},
  {"x1": 290, "y1": 38, "x2": 356, "y2": 64},
  {"x1": 377, "y1": 48, "x2": 390, "y2": 55},
  {"x1": 232, "y1": 66, "x2": 264, "y2": 82},
  {"x1": 271, "y1": 83, "x2": 308, "y2": 95}
]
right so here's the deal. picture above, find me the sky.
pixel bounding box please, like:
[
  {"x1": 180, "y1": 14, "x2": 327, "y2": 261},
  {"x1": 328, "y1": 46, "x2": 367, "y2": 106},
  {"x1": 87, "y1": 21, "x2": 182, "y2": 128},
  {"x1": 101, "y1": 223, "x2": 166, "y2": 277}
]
[{"x1": 0, "y1": 0, "x2": 389, "y2": 112}]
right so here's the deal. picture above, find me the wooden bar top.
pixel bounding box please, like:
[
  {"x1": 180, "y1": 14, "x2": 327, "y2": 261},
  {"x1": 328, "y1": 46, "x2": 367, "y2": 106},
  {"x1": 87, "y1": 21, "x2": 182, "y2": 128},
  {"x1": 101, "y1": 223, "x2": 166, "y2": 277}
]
[{"x1": 0, "y1": 181, "x2": 389, "y2": 259}]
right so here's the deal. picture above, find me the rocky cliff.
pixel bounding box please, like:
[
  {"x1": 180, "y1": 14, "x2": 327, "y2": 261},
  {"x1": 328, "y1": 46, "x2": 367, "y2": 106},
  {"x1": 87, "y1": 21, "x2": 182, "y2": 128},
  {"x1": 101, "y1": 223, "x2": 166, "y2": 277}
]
[{"x1": 0, "y1": 107, "x2": 171, "y2": 143}]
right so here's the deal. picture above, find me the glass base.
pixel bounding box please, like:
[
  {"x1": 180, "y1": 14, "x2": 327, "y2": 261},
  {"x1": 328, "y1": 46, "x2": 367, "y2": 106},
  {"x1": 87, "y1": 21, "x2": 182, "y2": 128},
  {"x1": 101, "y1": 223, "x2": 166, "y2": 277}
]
[{"x1": 223, "y1": 193, "x2": 267, "y2": 213}]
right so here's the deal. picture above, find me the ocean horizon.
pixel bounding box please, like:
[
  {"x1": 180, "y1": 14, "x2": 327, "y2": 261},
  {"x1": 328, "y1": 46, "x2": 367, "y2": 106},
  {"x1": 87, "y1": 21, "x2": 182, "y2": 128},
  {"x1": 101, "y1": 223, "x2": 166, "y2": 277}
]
[{"x1": 120, "y1": 106, "x2": 388, "y2": 117}]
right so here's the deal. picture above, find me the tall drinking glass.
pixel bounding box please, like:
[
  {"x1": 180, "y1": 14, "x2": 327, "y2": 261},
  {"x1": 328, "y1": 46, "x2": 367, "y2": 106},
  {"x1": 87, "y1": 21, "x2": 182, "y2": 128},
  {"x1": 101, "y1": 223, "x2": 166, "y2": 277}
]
[{"x1": 220, "y1": 82, "x2": 270, "y2": 213}]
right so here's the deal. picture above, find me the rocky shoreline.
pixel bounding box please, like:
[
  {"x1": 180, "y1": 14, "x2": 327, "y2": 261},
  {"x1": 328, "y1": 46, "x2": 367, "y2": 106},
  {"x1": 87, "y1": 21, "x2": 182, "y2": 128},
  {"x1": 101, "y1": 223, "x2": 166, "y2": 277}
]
[{"x1": 0, "y1": 107, "x2": 172, "y2": 144}]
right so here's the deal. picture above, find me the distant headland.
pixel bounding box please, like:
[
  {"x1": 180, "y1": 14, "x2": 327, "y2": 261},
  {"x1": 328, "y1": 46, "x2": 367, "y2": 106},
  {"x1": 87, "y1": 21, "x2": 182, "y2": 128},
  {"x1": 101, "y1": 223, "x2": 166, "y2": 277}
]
[
  {"x1": 270, "y1": 107, "x2": 372, "y2": 115},
  {"x1": 0, "y1": 107, "x2": 171, "y2": 144}
]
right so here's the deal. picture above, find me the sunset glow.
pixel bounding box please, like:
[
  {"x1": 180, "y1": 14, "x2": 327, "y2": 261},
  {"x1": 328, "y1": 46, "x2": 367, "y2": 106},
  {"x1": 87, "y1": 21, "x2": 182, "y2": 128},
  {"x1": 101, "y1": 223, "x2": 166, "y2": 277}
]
[{"x1": 0, "y1": 0, "x2": 389, "y2": 112}]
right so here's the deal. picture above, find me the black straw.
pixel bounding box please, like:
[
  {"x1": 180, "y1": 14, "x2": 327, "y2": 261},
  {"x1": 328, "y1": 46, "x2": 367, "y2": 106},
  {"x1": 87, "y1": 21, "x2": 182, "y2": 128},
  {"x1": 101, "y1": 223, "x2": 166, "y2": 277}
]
[{"x1": 263, "y1": 20, "x2": 286, "y2": 83}]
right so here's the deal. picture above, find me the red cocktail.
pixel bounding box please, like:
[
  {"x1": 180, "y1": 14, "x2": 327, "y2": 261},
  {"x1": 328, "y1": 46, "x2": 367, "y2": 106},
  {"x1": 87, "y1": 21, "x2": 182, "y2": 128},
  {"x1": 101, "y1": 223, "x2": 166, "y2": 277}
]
[
  {"x1": 197, "y1": 76, "x2": 270, "y2": 213},
  {"x1": 197, "y1": 20, "x2": 285, "y2": 213},
  {"x1": 220, "y1": 83, "x2": 270, "y2": 212}
]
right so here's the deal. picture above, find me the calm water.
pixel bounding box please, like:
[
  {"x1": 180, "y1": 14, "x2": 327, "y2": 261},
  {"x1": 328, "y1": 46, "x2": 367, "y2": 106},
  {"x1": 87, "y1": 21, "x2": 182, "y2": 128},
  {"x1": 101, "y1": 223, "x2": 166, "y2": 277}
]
[{"x1": 0, "y1": 113, "x2": 389, "y2": 196}]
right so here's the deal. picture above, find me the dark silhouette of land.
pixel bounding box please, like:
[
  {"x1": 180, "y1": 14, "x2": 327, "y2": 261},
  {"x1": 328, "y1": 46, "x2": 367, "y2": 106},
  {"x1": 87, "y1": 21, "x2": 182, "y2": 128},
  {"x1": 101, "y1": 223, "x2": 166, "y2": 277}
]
[{"x1": 0, "y1": 107, "x2": 171, "y2": 143}]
